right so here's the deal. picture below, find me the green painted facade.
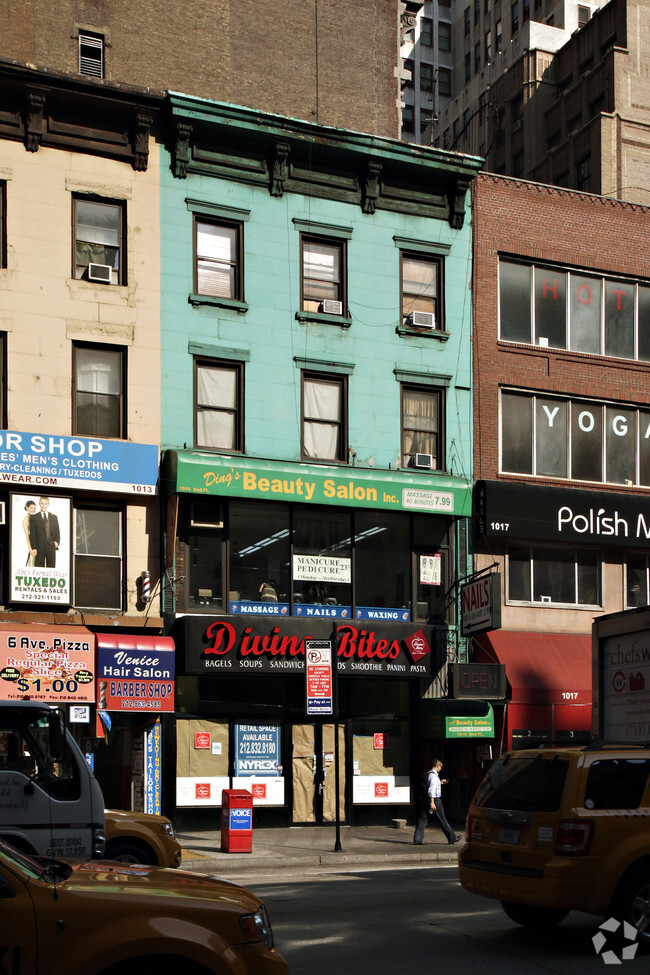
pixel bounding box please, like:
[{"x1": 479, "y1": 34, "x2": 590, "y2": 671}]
[{"x1": 160, "y1": 96, "x2": 480, "y2": 490}]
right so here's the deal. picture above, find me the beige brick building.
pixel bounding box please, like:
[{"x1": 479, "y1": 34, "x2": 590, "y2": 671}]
[{"x1": 0, "y1": 63, "x2": 164, "y2": 623}]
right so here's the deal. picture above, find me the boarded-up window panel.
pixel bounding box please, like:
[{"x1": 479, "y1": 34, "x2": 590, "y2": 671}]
[
  {"x1": 176, "y1": 719, "x2": 229, "y2": 777},
  {"x1": 353, "y1": 735, "x2": 409, "y2": 776}
]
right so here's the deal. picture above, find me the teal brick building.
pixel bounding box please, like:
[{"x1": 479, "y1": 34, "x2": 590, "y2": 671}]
[{"x1": 159, "y1": 96, "x2": 482, "y2": 828}]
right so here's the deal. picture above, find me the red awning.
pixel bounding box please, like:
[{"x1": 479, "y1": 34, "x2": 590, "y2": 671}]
[
  {"x1": 96, "y1": 633, "x2": 174, "y2": 653},
  {"x1": 475, "y1": 631, "x2": 592, "y2": 706}
]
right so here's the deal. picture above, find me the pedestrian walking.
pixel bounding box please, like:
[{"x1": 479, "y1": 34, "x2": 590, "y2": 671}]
[{"x1": 413, "y1": 759, "x2": 462, "y2": 845}]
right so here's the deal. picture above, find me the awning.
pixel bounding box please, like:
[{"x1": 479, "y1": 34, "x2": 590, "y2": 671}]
[
  {"x1": 96, "y1": 633, "x2": 175, "y2": 713},
  {"x1": 475, "y1": 631, "x2": 592, "y2": 706},
  {"x1": 96, "y1": 633, "x2": 175, "y2": 654}
]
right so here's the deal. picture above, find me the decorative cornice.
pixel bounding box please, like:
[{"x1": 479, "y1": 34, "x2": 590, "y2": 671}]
[
  {"x1": 167, "y1": 97, "x2": 481, "y2": 221},
  {"x1": 0, "y1": 58, "x2": 163, "y2": 171}
]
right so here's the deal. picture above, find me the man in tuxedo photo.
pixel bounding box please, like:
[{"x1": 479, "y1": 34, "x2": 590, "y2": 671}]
[{"x1": 29, "y1": 496, "x2": 60, "y2": 568}]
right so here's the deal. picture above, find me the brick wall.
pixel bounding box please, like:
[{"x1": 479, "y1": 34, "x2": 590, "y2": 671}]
[
  {"x1": 0, "y1": 0, "x2": 401, "y2": 139},
  {"x1": 472, "y1": 172, "x2": 650, "y2": 486}
]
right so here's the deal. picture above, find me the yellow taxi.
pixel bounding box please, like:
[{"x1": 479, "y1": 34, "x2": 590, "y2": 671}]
[
  {"x1": 459, "y1": 743, "x2": 650, "y2": 942},
  {"x1": 104, "y1": 809, "x2": 182, "y2": 868},
  {"x1": 0, "y1": 838, "x2": 288, "y2": 975}
]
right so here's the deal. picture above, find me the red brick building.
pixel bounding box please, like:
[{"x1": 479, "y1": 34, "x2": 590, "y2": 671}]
[{"x1": 470, "y1": 173, "x2": 650, "y2": 752}]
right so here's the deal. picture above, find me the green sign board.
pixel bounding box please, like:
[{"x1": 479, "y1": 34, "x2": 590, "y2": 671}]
[
  {"x1": 164, "y1": 451, "x2": 472, "y2": 516},
  {"x1": 423, "y1": 702, "x2": 495, "y2": 739},
  {"x1": 445, "y1": 711, "x2": 495, "y2": 738}
]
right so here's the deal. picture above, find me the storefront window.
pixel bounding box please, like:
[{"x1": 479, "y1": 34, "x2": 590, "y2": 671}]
[
  {"x1": 176, "y1": 718, "x2": 229, "y2": 808},
  {"x1": 293, "y1": 508, "x2": 351, "y2": 612},
  {"x1": 229, "y1": 502, "x2": 290, "y2": 606},
  {"x1": 352, "y1": 718, "x2": 410, "y2": 805},
  {"x1": 355, "y1": 511, "x2": 409, "y2": 617}
]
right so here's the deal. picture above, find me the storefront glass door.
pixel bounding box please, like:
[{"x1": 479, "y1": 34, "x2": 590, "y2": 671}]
[{"x1": 291, "y1": 723, "x2": 345, "y2": 824}]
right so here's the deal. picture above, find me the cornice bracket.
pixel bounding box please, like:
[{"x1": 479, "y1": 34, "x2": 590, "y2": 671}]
[
  {"x1": 173, "y1": 120, "x2": 193, "y2": 178},
  {"x1": 362, "y1": 159, "x2": 382, "y2": 214},
  {"x1": 25, "y1": 88, "x2": 46, "y2": 153},
  {"x1": 448, "y1": 177, "x2": 471, "y2": 229},
  {"x1": 269, "y1": 140, "x2": 290, "y2": 197},
  {"x1": 132, "y1": 108, "x2": 154, "y2": 172}
]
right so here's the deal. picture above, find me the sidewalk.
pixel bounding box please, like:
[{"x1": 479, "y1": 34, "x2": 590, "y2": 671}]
[{"x1": 177, "y1": 823, "x2": 464, "y2": 875}]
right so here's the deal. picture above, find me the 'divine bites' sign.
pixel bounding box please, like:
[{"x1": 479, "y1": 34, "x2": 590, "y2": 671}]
[{"x1": 174, "y1": 616, "x2": 433, "y2": 678}]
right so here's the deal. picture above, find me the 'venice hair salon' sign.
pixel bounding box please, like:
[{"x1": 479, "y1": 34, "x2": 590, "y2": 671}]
[
  {"x1": 174, "y1": 616, "x2": 434, "y2": 678},
  {"x1": 477, "y1": 481, "x2": 650, "y2": 549}
]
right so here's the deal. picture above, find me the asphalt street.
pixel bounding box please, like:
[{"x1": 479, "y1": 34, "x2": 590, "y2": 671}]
[{"x1": 234, "y1": 863, "x2": 619, "y2": 975}]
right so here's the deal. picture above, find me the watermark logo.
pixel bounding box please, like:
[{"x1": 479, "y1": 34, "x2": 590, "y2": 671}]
[{"x1": 592, "y1": 917, "x2": 639, "y2": 964}]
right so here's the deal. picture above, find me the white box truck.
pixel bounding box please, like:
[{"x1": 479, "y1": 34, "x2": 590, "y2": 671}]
[{"x1": 0, "y1": 699, "x2": 104, "y2": 858}]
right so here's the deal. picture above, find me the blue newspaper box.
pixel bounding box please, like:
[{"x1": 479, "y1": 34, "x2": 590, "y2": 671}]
[{"x1": 221, "y1": 789, "x2": 253, "y2": 853}]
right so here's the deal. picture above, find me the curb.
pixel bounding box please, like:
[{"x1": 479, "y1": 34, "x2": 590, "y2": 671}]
[{"x1": 179, "y1": 847, "x2": 460, "y2": 873}]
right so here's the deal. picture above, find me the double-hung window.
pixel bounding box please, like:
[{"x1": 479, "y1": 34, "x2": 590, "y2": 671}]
[
  {"x1": 73, "y1": 196, "x2": 125, "y2": 285},
  {"x1": 194, "y1": 358, "x2": 243, "y2": 452},
  {"x1": 73, "y1": 343, "x2": 126, "y2": 439},
  {"x1": 301, "y1": 236, "x2": 346, "y2": 314},
  {"x1": 302, "y1": 372, "x2": 347, "y2": 462},
  {"x1": 401, "y1": 252, "x2": 441, "y2": 329},
  {"x1": 194, "y1": 218, "x2": 243, "y2": 300},
  {"x1": 74, "y1": 506, "x2": 123, "y2": 610},
  {"x1": 401, "y1": 384, "x2": 444, "y2": 470}
]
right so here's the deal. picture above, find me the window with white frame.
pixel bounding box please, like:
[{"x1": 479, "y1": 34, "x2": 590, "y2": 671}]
[
  {"x1": 73, "y1": 196, "x2": 124, "y2": 284},
  {"x1": 74, "y1": 506, "x2": 122, "y2": 610},
  {"x1": 194, "y1": 358, "x2": 243, "y2": 452},
  {"x1": 301, "y1": 372, "x2": 346, "y2": 462},
  {"x1": 499, "y1": 258, "x2": 650, "y2": 362},
  {"x1": 78, "y1": 31, "x2": 104, "y2": 78},
  {"x1": 401, "y1": 384, "x2": 444, "y2": 469},
  {"x1": 194, "y1": 217, "x2": 243, "y2": 300},
  {"x1": 507, "y1": 544, "x2": 601, "y2": 607},
  {"x1": 73, "y1": 343, "x2": 125, "y2": 439},
  {"x1": 501, "y1": 389, "x2": 650, "y2": 487}
]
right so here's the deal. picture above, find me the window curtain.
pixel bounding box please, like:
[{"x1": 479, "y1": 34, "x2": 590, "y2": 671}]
[
  {"x1": 304, "y1": 379, "x2": 341, "y2": 459},
  {"x1": 403, "y1": 388, "x2": 438, "y2": 458},
  {"x1": 197, "y1": 365, "x2": 237, "y2": 448}
]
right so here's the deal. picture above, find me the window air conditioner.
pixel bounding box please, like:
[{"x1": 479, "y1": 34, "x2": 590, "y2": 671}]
[
  {"x1": 410, "y1": 311, "x2": 436, "y2": 329},
  {"x1": 87, "y1": 262, "x2": 112, "y2": 283},
  {"x1": 414, "y1": 453, "x2": 434, "y2": 469},
  {"x1": 320, "y1": 299, "x2": 343, "y2": 315}
]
